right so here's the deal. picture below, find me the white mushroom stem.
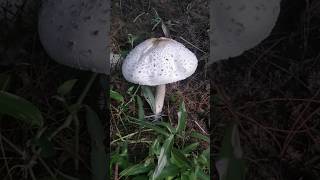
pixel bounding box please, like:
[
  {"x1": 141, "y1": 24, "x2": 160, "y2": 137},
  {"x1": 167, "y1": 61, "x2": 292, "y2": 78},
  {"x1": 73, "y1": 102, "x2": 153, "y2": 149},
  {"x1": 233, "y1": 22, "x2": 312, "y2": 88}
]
[{"x1": 155, "y1": 84, "x2": 166, "y2": 116}]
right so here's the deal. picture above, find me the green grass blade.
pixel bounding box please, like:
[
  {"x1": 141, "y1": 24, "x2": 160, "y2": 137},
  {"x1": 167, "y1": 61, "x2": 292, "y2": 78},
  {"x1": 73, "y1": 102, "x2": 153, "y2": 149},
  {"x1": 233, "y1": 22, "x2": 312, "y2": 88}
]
[
  {"x1": 110, "y1": 89, "x2": 124, "y2": 103},
  {"x1": 156, "y1": 163, "x2": 180, "y2": 179},
  {"x1": 195, "y1": 167, "x2": 210, "y2": 180},
  {"x1": 190, "y1": 132, "x2": 209, "y2": 142},
  {"x1": 175, "y1": 101, "x2": 187, "y2": 134},
  {"x1": 136, "y1": 95, "x2": 144, "y2": 120},
  {"x1": 85, "y1": 106, "x2": 107, "y2": 180},
  {"x1": 156, "y1": 121, "x2": 175, "y2": 134},
  {"x1": 120, "y1": 163, "x2": 153, "y2": 177},
  {"x1": 170, "y1": 148, "x2": 192, "y2": 168},
  {"x1": 0, "y1": 91, "x2": 43, "y2": 127},
  {"x1": 141, "y1": 86, "x2": 155, "y2": 113},
  {"x1": 152, "y1": 134, "x2": 174, "y2": 180},
  {"x1": 130, "y1": 118, "x2": 170, "y2": 137},
  {"x1": 182, "y1": 142, "x2": 199, "y2": 154}
]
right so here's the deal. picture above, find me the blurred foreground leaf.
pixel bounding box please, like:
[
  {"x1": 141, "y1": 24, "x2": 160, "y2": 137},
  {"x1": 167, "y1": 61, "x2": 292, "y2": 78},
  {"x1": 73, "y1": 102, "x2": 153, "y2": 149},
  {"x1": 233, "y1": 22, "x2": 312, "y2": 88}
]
[
  {"x1": 0, "y1": 91, "x2": 43, "y2": 127},
  {"x1": 57, "y1": 79, "x2": 78, "y2": 96},
  {"x1": 216, "y1": 124, "x2": 245, "y2": 180},
  {"x1": 86, "y1": 106, "x2": 107, "y2": 180}
]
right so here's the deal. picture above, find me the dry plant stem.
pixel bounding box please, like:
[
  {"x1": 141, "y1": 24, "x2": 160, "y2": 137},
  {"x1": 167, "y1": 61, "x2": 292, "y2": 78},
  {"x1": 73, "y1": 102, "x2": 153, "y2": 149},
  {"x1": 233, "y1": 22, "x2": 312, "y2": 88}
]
[
  {"x1": 0, "y1": 133, "x2": 12, "y2": 180},
  {"x1": 114, "y1": 163, "x2": 119, "y2": 180},
  {"x1": 155, "y1": 84, "x2": 166, "y2": 116}
]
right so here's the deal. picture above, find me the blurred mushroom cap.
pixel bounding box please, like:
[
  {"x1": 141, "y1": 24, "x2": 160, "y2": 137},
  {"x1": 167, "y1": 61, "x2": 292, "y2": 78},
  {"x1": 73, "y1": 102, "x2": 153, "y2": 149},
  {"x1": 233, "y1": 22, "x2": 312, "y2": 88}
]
[
  {"x1": 210, "y1": 0, "x2": 281, "y2": 63},
  {"x1": 38, "y1": 0, "x2": 110, "y2": 74}
]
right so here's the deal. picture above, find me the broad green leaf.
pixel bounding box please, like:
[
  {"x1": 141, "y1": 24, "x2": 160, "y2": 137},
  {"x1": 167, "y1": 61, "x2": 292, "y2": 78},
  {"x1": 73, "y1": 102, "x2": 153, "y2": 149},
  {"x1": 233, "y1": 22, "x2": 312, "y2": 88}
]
[
  {"x1": 170, "y1": 148, "x2": 191, "y2": 168},
  {"x1": 190, "y1": 132, "x2": 209, "y2": 142},
  {"x1": 152, "y1": 134, "x2": 174, "y2": 180},
  {"x1": 182, "y1": 143, "x2": 199, "y2": 154},
  {"x1": 141, "y1": 86, "x2": 155, "y2": 113},
  {"x1": 176, "y1": 101, "x2": 187, "y2": 134},
  {"x1": 85, "y1": 106, "x2": 107, "y2": 180},
  {"x1": 110, "y1": 89, "x2": 124, "y2": 103},
  {"x1": 216, "y1": 124, "x2": 245, "y2": 180},
  {"x1": 57, "y1": 79, "x2": 78, "y2": 96},
  {"x1": 0, "y1": 91, "x2": 43, "y2": 127},
  {"x1": 136, "y1": 95, "x2": 144, "y2": 120},
  {"x1": 120, "y1": 163, "x2": 153, "y2": 177}
]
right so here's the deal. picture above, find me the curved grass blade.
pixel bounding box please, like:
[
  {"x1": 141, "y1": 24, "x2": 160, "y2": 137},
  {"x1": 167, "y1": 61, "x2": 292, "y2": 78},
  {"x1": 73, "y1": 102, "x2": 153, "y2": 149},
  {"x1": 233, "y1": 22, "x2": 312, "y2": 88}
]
[
  {"x1": 170, "y1": 148, "x2": 192, "y2": 168},
  {"x1": 130, "y1": 118, "x2": 170, "y2": 137},
  {"x1": 182, "y1": 142, "x2": 199, "y2": 154},
  {"x1": 141, "y1": 86, "x2": 155, "y2": 113},
  {"x1": 152, "y1": 134, "x2": 174, "y2": 180},
  {"x1": 176, "y1": 101, "x2": 187, "y2": 134},
  {"x1": 136, "y1": 95, "x2": 144, "y2": 120},
  {"x1": 120, "y1": 163, "x2": 153, "y2": 177},
  {"x1": 190, "y1": 132, "x2": 209, "y2": 143}
]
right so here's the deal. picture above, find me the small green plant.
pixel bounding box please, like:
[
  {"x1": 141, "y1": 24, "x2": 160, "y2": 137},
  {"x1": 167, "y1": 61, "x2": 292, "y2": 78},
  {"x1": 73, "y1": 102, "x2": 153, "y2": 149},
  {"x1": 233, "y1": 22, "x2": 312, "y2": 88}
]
[{"x1": 110, "y1": 88, "x2": 210, "y2": 179}]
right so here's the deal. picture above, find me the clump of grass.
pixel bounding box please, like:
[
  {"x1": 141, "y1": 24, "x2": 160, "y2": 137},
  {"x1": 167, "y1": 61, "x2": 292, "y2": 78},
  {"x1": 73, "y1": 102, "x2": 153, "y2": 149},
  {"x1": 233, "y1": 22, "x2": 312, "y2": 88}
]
[{"x1": 110, "y1": 87, "x2": 210, "y2": 179}]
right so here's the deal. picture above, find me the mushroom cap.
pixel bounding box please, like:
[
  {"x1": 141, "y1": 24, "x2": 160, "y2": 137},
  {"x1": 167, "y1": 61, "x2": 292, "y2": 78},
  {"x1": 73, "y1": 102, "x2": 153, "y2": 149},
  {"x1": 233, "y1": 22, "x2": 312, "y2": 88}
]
[
  {"x1": 210, "y1": 0, "x2": 280, "y2": 63},
  {"x1": 122, "y1": 37, "x2": 198, "y2": 86},
  {"x1": 38, "y1": 0, "x2": 110, "y2": 74}
]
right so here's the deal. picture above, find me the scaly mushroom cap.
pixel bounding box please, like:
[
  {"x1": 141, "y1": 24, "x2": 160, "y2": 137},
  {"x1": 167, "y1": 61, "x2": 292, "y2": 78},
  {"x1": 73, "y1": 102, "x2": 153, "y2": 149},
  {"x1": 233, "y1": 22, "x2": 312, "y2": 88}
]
[
  {"x1": 122, "y1": 37, "x2": 198, "y2": 86},
  {"x1": 38, "y1": 0, "x2": 110, "y2": 74},
  {"x1": 210, "y1": 0, "x2": 280, "y2": 63}
]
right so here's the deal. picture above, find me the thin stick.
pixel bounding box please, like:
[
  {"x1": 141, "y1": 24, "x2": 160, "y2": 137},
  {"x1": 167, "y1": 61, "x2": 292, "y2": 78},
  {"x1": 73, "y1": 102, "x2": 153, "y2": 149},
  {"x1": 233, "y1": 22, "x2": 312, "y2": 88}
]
[{"x1": 179, "y1": 36, "x2": 206, "y2": 54}]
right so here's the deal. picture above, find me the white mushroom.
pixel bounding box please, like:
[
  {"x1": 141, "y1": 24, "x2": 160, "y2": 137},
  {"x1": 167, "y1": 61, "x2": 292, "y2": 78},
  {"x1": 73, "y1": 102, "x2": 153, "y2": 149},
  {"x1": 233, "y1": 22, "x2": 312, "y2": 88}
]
[
  {"x1": 38, "y1": 0, "x2": 110, "y2": 74},
  {"x1": 210, "y1": 0, "x2": 280, "y2": 63},
  {"x1": 122, "y1": 37, "x2": 198, "y2": 117}
]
